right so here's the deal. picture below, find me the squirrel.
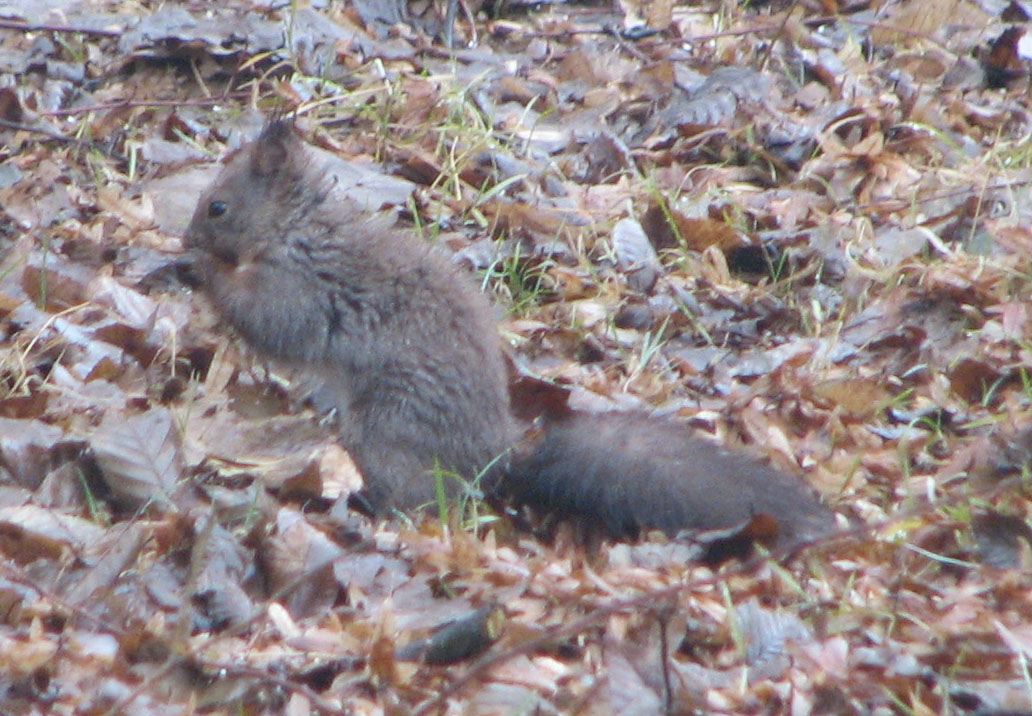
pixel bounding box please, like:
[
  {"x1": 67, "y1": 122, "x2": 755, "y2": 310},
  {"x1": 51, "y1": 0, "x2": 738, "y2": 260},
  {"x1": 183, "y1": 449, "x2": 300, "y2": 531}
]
[{"x1": 184, "y1": 120, "x2": 837, "y2": 553}]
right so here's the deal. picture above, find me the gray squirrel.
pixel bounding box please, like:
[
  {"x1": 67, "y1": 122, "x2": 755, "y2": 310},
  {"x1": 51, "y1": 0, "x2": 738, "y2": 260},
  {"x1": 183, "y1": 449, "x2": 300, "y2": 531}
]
[{"x1": 184, "y1": 120, "x2": 836, "y2": 552}]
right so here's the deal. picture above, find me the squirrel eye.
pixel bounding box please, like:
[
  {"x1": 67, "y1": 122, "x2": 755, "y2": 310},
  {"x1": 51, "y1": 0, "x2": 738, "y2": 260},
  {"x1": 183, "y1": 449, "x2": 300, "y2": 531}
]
[{"x1": 207, "y1": 200, "x2": 228, "y2": 218}]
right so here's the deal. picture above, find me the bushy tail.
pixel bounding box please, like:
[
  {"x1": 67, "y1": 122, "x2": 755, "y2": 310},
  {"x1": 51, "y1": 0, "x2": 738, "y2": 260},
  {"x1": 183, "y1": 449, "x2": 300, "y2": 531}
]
[{"x1": 501, "y1": 413, "x2": 837, "y2": 553}]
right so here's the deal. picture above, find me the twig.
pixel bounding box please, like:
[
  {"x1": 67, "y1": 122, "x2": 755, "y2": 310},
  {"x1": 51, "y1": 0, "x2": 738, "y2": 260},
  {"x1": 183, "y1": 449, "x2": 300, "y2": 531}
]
[
  {"x1": 197, "y1": 663, "x2": 349, "y2": 715},
  {"x1": 0, "y1": 118, "x2": 77, "y2": 142},
  {"x1": 656, "y1": 608, "x2": 674, "y2": 714},
  {"x1": 41, "y1": 94, "x2": 250, "y2": 117},
  {"x1": 757, "y1": 0, "x2": 801, "y2": 73},
  {"x1": 861, "y1": 180, "x2": 1032, "y2": 215},
  {"x1": 0, "y1": 19, "x2": 121, "y2": 37}
]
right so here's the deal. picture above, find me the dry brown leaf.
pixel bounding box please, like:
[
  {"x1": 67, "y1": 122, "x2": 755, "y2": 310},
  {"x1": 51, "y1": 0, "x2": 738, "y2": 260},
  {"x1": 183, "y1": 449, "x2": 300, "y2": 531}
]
[
  {"x1": 89, "y1": 407, "x2": 186, "y2": 510},
  {"x1": 262, "y1": 508, "x2": 344, "y2": 619},
  {"x1": 0, "y1": 417, "x2": 66, "y2": 488},
  {"x1": 0, "y1": 504, "x2": 105, "y2": 563},
  {"x1": 813, "y1": 377, "x2": 892, "y2": 419},
  {"x1": 871, "y1": 0, "x2": 991, "y2": 46}
]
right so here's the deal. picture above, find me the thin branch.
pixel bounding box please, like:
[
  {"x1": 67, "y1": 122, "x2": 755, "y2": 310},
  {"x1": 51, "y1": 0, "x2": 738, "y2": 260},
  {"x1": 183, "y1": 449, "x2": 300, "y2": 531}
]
[
  {"x1": 0, "y1": 118, "x2": 77, "y2": 142},
  {"x1": 0, "y1": 19, "x2": 121, "y2": 37},
  {"x1": 40, "y1": 94, "x2": 251, "y2": 117}
]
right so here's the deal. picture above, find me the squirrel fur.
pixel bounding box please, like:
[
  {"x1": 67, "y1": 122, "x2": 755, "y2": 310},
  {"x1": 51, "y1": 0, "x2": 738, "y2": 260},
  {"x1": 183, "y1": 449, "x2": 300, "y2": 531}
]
[{"x1": 184, "y1": 120, "x2": 836, "y2": 550}]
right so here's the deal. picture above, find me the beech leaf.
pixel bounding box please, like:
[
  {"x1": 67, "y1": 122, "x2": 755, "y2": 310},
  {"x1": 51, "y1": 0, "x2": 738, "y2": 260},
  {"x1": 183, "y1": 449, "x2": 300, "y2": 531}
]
[{"x1": 89, "y1": 407, "x2": 185, "y2": 510}]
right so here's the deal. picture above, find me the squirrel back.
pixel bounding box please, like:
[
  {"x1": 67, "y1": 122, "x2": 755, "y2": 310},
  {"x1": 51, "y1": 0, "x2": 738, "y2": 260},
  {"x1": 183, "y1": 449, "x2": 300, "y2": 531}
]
[{"x1": 185, "y1": 120, "x2": 836, "y2": 550}]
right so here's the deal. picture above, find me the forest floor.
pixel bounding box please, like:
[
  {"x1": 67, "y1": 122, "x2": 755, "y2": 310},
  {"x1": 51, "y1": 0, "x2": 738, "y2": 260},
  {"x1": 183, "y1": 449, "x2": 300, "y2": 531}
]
[{"x1": 2, "y1": 0, "x2": 1032, "y2": 714}]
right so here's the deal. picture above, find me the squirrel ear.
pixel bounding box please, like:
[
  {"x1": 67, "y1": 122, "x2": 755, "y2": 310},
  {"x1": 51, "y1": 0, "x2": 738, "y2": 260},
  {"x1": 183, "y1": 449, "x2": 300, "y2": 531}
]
[{"x1": 251, "y1": 119, "x2": 301, "y2": 178}]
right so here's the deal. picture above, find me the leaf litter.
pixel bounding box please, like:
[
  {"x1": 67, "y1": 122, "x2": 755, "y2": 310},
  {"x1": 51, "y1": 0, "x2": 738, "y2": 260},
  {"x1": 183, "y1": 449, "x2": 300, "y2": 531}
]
[{"x1": 2, "y1": 0, "x2": 1032, "y2": 714}]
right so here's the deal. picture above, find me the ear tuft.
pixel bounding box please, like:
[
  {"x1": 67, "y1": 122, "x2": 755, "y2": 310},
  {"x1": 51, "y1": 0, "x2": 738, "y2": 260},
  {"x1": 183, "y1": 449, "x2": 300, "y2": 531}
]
[{"x1": 251, "y1": 118, "x2": 301, "y2": 178}]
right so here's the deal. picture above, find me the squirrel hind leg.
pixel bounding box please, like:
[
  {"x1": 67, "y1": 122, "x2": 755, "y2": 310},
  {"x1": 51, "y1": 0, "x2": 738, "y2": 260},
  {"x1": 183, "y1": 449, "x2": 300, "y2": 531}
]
[
  {"x1": 346, "y1": 440, "x2": 437, "y2": 517},
  {"x1": 346, "y1": 436, "x2": 500, "y2": 518}
]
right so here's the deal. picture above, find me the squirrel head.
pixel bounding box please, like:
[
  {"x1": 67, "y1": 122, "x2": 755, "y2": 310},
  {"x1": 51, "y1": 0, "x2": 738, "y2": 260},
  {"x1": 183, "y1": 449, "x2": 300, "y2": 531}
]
[{"x1": 184, "y1": 119, "x2": 325, "y2": 267}]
